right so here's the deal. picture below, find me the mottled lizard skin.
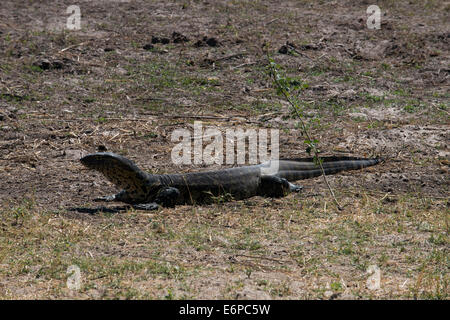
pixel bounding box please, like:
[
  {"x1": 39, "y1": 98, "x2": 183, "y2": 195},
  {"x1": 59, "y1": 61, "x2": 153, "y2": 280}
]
[{"x1": 81, "y1": 152, "x2": 381, "y2": 209}]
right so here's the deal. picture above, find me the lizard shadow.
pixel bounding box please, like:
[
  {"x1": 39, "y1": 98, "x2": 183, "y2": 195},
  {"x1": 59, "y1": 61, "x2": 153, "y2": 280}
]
[{"x1": 67, "y1": 205, "x2": 131, "y2": 215}]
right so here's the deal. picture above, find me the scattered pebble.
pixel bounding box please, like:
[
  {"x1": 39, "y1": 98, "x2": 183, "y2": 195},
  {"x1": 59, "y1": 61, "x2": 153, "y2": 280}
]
[
  {"x1": 33, "y1": 58, "x2": 64, "y2": 70},
  {"x1": 194, "y1": 36, "x2": 220, "y2": 47},
  {"x1": 205, "y1": 37, "x2": 218, "y2": 47},
  {"x1": 143, "y1": 43, "x2": 154, "y2": 50},
  {"x1": 152, "y1": 36, "x2": 170, "y2": 44},
  {"x1": 52, "y1": 60, "x2": 64, "y2": 69},
  {"x1": 172, "y1": 31, "x2": 189, "y2": 43},
  {"x1": 36, "y1": 58, "x2": 51, "y2": 70},
  {"x1": 366, "y1": 265, "x2": 381, "y2": 290},
  {"x1": 63, "y1": 149, "x2": 86, "y2": 160},
  {"x1": 278, "y1": 45, "x2": 288, "y2": 54}
]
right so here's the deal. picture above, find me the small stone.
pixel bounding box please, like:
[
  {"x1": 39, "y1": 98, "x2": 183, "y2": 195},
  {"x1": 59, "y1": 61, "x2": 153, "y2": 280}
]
[
  {"x1": 34, "y1": 58, "x2": 64, "y2": 70},
  {"x1": 418, "y1": 222, "x2": 432, "y2": 232},
  {"x1": 194, "y1": 40, "x2": 204, "y2": 47},
  {"x1": 172, "y1": 32, "x2": 189, "y2": 43},
  {"x1": 278, "y1": 45, "x2": 288, "y2": 54},
  {"x1": 115, "y1": 67, "x2": 128, "y2": 75},
  {"x1": 52, "y1": 60, "x2": 64, "y2": 69},
  {"x1": 349, "y1": 112, "x2": 368, "y2": 120},
  {"x1": 37, "y1": 59, "x2": 51, "y2": 70},
  {"x1": 143, "y1": 43, "x2": 154, "y2": 50},
  {"x1": 366, "y1": 265, "x2": 381, "y2": 290},
  {"x1": 205, "y1": 37, "x2": 218, "y2": 47},
  {"x1": 151, "y1": 36, "x2": 170, "y2": 44},
  {"x1": 63, "y1": 149, "x2": 86, "y2": 160},
  {"x1": 340, "y1": 293, "x2": 356, "y2": 300}
]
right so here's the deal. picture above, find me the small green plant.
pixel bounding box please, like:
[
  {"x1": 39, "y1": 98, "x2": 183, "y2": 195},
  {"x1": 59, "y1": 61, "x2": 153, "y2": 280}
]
[
  {"x1": 143, "y1": 132, "x2": 158, "y2": 139},
  {"x1": 381, "y1": 63, "x2": 391, "y2": 70},
  {"x1": 10, "y1": 198, "x2": 34, "y2": 225},
  {"x1": 165, "y1": 288, "x2": 175, "y2": 300},
  {"x1": 29, "y1": 65, "x2": 43, "y2": 73},
  {"x1": 330, "y1": 281, "x2": 343, "y2": 291},
  {"x1": 266, "y1": 49, "x2": 342, "y2": 209},
  {"x1": 208, "y1": 191, "x2": 234, "y2": 204},
  {"x1": 393, "y1": 88, "x2": 408, "y2": 96},
  {"x1": 96, "y1": 117, "x2": 108, "y2": 123},
  {"x1": 83, "y1": 97, "x2": 95, "y2": 103}
]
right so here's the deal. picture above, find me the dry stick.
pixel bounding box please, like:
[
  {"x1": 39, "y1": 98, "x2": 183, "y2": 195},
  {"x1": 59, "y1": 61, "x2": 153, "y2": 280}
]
[
  {"x1": 264, "y1": 18, "x2": 280, "y2": 26},
  {"x1": 31, "y1": 114, "x2": 260, "y2": 123},
  {"x1": 211, "y1": 52, "x2": 247, "y2": 63},
  {"x1": 266, "y1": 53, "x2": 343, "y2": 210},
  {"x1": 231, "y1": 62, "x2": 257, "y2": 69},
  {"x1": 285, "y1": 44, "x2": 313, "y2": 60},
  {"x1": 58, "y1": 41, "x2": 91, "y2": 53},
  {"x1": 233, "y1": 254, "x2": 288, "y2": 264},
  {"x1": 30, "y1": 117, "x2": 151, "y2": 122}
]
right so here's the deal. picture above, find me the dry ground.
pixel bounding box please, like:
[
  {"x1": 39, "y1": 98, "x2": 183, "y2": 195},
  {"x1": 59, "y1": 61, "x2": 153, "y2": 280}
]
[{"x1": 0, "y1": 0, "x2": 448, "y2": 299}]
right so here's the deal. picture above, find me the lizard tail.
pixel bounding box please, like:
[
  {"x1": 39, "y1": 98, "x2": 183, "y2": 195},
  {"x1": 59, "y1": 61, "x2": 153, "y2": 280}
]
[
  {"x1": 80, "y1": 152, "x2": 154, "y2": 193},
  {"x1": 276, "y1": 156, "x2": 381, "y2": 181}
]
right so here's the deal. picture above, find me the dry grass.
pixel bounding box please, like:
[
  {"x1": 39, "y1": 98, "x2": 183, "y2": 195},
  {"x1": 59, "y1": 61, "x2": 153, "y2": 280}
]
[
  {"x1": 1, "y1": 190, "x2": 448, "y2": 299},
  {"x1": 0, "y1": 0, "x2": 448, "y2": 299}
]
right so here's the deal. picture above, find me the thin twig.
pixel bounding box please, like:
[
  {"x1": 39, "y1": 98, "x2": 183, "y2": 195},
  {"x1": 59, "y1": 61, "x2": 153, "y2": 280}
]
[
  {"x1": 264, "y1": 18, "x2": 280, "y2": 26},
  {"x1": 30, "y1": 114, "x2": 262, "y2": 123},
  {"x1": 266, "y1": 49, "x2": 343, "y2": 210},
  {"x1": 231, "y1": 62, "x2": 257, "y2": 69},
  {"x1": 233, "y1": 254, "x2": 289, "y2": 264},
  {"x1": 212, "y1": 52, "x2": 247, "y2": 63},
  {"x1": 58, "y1": 41, "x2": 90, "y2": 53}
]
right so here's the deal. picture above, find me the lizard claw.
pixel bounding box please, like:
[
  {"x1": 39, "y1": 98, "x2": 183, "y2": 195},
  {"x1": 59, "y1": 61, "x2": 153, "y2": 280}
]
[
  {"x1": 289, "y1": 183, "x2": 303, "y2": 193},
  {"x1": 93, "y1": 195, "x2": 116, "y2": 202},
  {"x1": 132, "y1": 203, "x2": 160, "y2": 211}
]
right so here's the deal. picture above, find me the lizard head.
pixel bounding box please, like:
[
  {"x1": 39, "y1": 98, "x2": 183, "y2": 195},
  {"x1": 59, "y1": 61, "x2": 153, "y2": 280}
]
[
  {"x1": 80, "y1": 152, "x2": 153, "y2": 193},
  {"x1": 80, "y1": 152, "x2": 139, "y2": 172}
]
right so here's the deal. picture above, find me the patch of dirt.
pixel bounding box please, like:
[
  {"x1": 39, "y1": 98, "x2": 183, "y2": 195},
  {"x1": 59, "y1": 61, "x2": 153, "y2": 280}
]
[{"x1": 0, "y1": 0, "x2": 448, "y2": 300}]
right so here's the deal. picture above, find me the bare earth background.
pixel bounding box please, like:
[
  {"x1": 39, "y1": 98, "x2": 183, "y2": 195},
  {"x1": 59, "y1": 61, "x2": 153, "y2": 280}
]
[{"x1": 0, "y1": 0, "x2": 448, "y2": 299}]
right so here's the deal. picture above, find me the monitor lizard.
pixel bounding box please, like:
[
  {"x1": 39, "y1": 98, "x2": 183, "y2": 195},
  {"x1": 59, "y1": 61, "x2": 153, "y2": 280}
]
[{"x1": 80, "y1": 152, "x2": 381, "y2": 210}]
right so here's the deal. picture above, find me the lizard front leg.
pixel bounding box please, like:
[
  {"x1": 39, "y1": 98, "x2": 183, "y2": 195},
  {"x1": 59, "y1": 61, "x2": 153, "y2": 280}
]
[
  {"x1": 258, "y1": 176, "x2": 301, "y2": 197},
  {"x1": 132, "y1": 203, "x2": 160, "y2": 210},
  {"x1": 132, "y1": 187, "x2": 181, "y2": 211},
  {"x1": 93, "y1": 190, "x2": 160, "y2": 210},
  {"x1": 154, "y1": 187, "x2": 180, "y2": 208},
  {"x1": 288, "y1": 181, "x2": 303, "y2": 193}
]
